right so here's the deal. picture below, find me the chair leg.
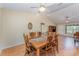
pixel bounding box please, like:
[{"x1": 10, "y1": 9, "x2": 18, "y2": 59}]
[
  {"x1": 45, "y1": 50, "x2": 48, "y2": 56},
  {"x1": 24, "y1": 49, "x2": 29, "y2": 56},
  {"x1": 57, "y1": 40, "x2": 59, "y2": 53},
  {"x1": 74, "y1": 40, "x2": 76, "y2": 46},
  {"x1": 25, "y1": 52, "x2": 31, "y2": 56},
  {"x1": 24, "y1": 52, "x2": 27, "y2": 56},
  {"x1": 52, "y1": 47, "x2": 55, "y2": 56},
  {"x1": 56, "y1": 45, "x2": 59, "y2": 53},
  {"x1": 24, "y1": 50, "x2": 28, "y2": 56}
]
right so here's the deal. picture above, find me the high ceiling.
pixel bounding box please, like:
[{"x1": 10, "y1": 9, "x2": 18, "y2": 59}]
[
  {"x1": 46, "y1": 3, "x2": 79, "y2": 24},
  {"x1": 0, "y1": 3, "x2": 54, "y2": 12},
  {"x1": 0, "y1": 3, "x2": 79, "y2": 24}
]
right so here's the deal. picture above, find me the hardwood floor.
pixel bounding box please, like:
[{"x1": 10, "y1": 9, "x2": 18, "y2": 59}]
[{"x1": 0, "y1": 35, "x2": 79, "y2": 56}]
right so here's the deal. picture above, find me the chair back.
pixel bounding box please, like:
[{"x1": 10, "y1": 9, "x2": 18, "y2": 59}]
[
  {"x1": 74, "y1": 32, "x2": 79, "y2": 38},
  {"x1": 53, "y1": 34, "x2": 58, "y2": 44},
  {"x1": 23, "y1": 33, "x2": 31, "y2": 52},
  {"x1": 30, "y1": 32, "x2": 36, "y2": 38},
  {"x1": 36, "y1": 32, "x2": 42, "y2": 37},
  {"x1": 47, "y1": 36, "x2": 53, "y2": 47},
  {"x1": 47, "y1": 32, "x2": 58, "y2": 46},
  {"x1": 23, "y1": 33, "x2": 29, "y2": 44},
  {"x1": 47, "y1": 36, "x2": 53, "y2": 42},
  {"x1": 48, "y1": 32, "x2": 53, "y2": 36}
]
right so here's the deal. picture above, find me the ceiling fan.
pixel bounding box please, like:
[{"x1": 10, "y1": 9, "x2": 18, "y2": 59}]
[
  {"x1": 65, "y1": 16, "x2": 71, "y2": 23},
  {"x1": 30, "y1": 3, "x2": 46, "y2": 12}
]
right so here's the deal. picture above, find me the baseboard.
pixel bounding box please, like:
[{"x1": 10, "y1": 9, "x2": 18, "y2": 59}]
[{"x1": 0, "y1": 42, "x2": 24, "y2": 51}]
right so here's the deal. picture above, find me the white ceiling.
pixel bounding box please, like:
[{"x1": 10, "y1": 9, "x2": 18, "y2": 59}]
[
  {"x1": 46, "y1": 3, "x2": 79, "y2": 24},
  {"x1": 1, "y1": 3, "x2": 54, "y2": 12},
  {"x1": 0, "y1": 3, "x2": 3, "y2": 8},
  {"x1": 0, "y1": 3, "x2": 79, "y2": 24}
]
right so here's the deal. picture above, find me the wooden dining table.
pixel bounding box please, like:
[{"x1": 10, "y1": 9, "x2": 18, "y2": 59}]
[{"x1": 30, "y1": 37, "x2": 48, "y2": 56}]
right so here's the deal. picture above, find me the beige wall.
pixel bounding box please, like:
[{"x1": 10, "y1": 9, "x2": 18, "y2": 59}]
[
  {"x1": 0, "y1": 9, "x2": 2, "y2": 38},
  {"x1": 0, "y1": 8, "x2": 55, "y2": 49},
  {"x1": 57, "y1": 23, "x2": 79, "y2": 35},
  {"x1": 57, "y1": 24, "x2": 65, "y2": 35},
  {"x1": 0, "y1": 9, "x2": 2, "y2": 48}
]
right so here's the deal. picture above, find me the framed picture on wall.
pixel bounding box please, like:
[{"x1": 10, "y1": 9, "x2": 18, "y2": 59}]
[{"x1": 28, "y1": 22, "x2": 33, "y2": 30}]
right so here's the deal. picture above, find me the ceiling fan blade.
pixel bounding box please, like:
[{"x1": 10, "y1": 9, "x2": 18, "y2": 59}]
[{"x1": 30, "y1": 7, "x2": 39, "y2": 8}]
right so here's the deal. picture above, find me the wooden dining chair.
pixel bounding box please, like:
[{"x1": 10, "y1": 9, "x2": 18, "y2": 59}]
[
  {"x1": 44, "y1": 32, "x2": 59, "y2": 56},
  {"x1": 23, "y1": 33, "x2": 36, "y2": 56},
  {"x1": 41, "y1": 36, "x2": 55, "y2": 56},
  {"x1": 74, "y1": 32, "x2": 79, "y2": 45},
  {"x1": 37, "y1": 32, "x2": 42, "y2": 37},
  {"x1": 46, "y1": 36, "x2": 56, "y2": 56},
  {"x1": 30, "y1": 32, "x2": 36, "y2": 39},
  {"x1": 48, "y1": 32, "x2": 59, "y2": 53}
]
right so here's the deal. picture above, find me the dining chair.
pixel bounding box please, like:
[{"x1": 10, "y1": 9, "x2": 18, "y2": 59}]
[
  {"x1": 23, "y1": 33, "x2": 36, "y2": 56},
  {"x1": 35, "y1": 32, "x2": 41, "y2": 37},
  {"x1": 74, "y1": 32, "x2": 79, "y2": 45},
  {"x1": 41, "y1": 36, "x2": 55, "y2": 56},
  {"x1": 30, "y1": 32, "x2": 36, "y2": 39},
  {"x1": 51, "y1": 34, "x2": 59, "y2": 53},
  {"x1": 48, "y1": 32, "x2": 58, "y2": 53},
  {"x1": 46, "y1": 36, "x2": 56, "y2": 56}
]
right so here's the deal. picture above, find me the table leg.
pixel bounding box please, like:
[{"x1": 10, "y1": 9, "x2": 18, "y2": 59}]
[{"x1": 37, "y1": 49, "x2": 40, "y2": 56}]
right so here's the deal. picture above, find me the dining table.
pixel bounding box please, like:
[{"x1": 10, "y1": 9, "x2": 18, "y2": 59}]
[{"x1": 30, "y1": 37, "x2": 48, "y2": 56}]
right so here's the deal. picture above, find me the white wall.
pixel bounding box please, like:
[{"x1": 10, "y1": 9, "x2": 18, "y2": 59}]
[
  {"x1": 57, "y1": 24, "x2": 65, "y2": 35},
  {"x1": 57, "y1": 23, "x2": 79, "y2": 35},
  {"x1": 0, "y1": 8, "x2": 3, "y2": 50},
  {"x1": 0, "y1": 8, "x2": 55, "y2": 50},
  {"x1": 0, "y1": 9, "x2": 2, "y2": 37}
]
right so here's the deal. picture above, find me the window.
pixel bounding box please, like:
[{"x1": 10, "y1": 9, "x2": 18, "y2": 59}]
[{"x1": 65, "y1": 25, "x2": 79, "y2": 34}]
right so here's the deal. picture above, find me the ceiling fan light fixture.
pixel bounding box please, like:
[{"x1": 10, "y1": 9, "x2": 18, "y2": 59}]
[
  {"x1": 39, "y1": 6, "x2": 46, "y2": 12},
  {"x1": 65, "y1": 16, "x2": 70, "y2": 23},
  {"x1": 65, "y1": 20, "x2": 69, "y2": 23}
]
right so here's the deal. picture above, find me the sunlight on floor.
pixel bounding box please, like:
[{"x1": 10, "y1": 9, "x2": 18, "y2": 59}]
[{"x1": 64, "y1": 37, "x2": 74, "y2": 50}]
